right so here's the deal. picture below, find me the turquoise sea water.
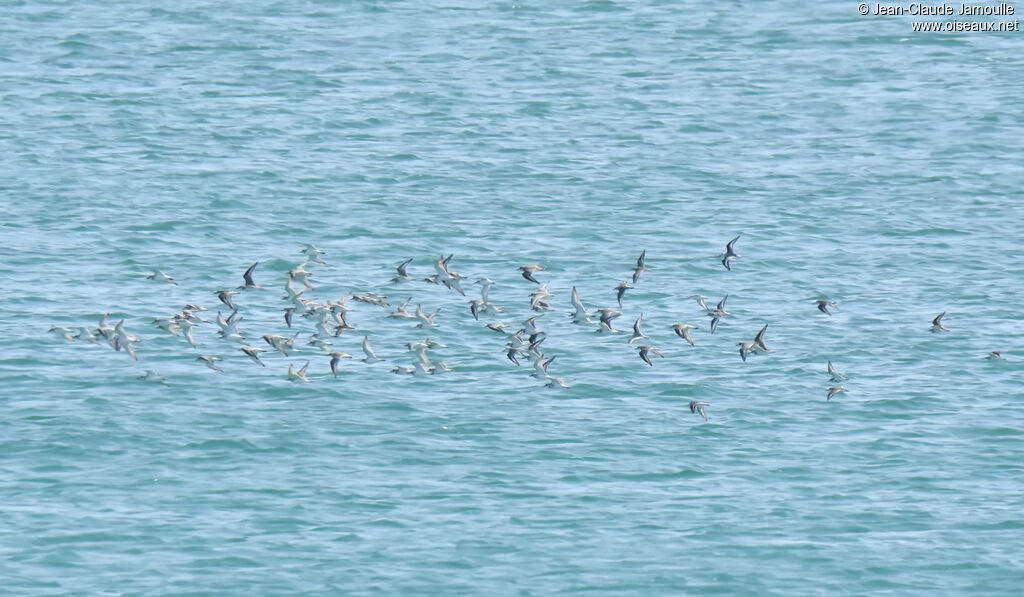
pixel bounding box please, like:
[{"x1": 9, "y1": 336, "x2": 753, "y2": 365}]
[{"x1": 2, "y1": 1, "x2": 1023, "y2": 594}]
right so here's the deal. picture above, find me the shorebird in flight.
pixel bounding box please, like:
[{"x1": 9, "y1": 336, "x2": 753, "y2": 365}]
[
  {"x1": 689, "y1": 401, "x2": 708, "y2": 421},
  {"x1": 415, "y1": 304, "x2": 439, "y2": 328},
  {"x1": 329, "y1": 352, "x2": 352, "y2": 377},
  {"x1": 49, "y1": 326, "x2": 76, "y2": 342},
  {"x1": 985, "y1": 351, "x2": 1005, "y2": 360},
  {"x1": 828, "y1": 361, "x2": 846, "y2": 381},
  {"x1": 752, "y1": 324, "x2": 773, "y2": 354},
  {"x1": 147, "y1": 270, "x2": 177, "y2": 285},
  {"x1": 240, "y1": 262, "x2": 262, "y2": 289},
  {"x1": 690, "y1": 294, "x2": 712, "y2": 312},
  {"x1": 240, "y1": 345, "x2": 266, "y2": 367},
  {"x1": 138, "y1": 370, "x2": 168, "y2": 385},
  {"x1": 216, "y1": 289, "x2": 239, "y2": 312},
  {"x1": 632, "y1": 250, "x2": 650, "y2": 283},
  {"x1": 629, "y1": 313, "x2": 649, "y2": 344},
  {"x1": 288, "y1": 361, "x2": 311, "y2": 382},
  {"x1": 569, "y1": 286, "x2": 593, "y2": 324},
  {"x1": 827, "y1": 386, "x2": 848, "y2": 401},
  {"x1": 392, "y1": 258, "x2": 414, "y2": 282},
  {"x1": 594, "y1": 308, "x2": 622, "y2": 333},
  {"x1": 519, "y1": 264, "x2": 545, "y2": 284},
  {"x1": 361, "y1": 336, "x2": 381, "y2": 363},
  {"x1": 637, "y1": 345, "x2": 664, "y2": 366},
  {"x1": 615, "y1": 281, "x2": 633, "y2": 308},
  {"x1": 816, "y1": 300, "x2": 837, "y2": 316},
  {"x1": 721, "y1": 234, "x2": 741, "y2": 270},
  {"x1": 300, "y1": 244, "x2": 326, "y2": 265},
  {"x1": 388, "y1": 298, "x2": 416, "y2": 319},
  {"x1": 469, "y1": 299, "x2": 486, "y2": 320},
  {"x1": 288, "y1": 263, "x2": 314, "y2": 290},
  {"x1": 931, "y1": 312, "x2": 949, "y2": 332},
  {"x1": 197, "y1": 355, "x2": 223, "y2": 373},
  {"x1": 672, "y1": 323, "x2": 696, "y2": 345},
  {"x1": 522, "y1": 314, "x2": 545, "y2": 336},
  {"x1": 707, "y1": 294, "x2": 731, "y2": 333}
]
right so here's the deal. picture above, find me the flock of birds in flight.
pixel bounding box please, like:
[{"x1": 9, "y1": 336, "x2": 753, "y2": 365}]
[{"x1": 48, "y1": 235, "x2": 1003, "y2": 422}]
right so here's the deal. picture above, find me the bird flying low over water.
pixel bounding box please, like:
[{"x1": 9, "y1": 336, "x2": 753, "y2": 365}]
[
  {"x1": 392, "y1": 258, "x2": 414, "y2": 282},
  {"x1": 569, "y1": 286, "x2": 593, "y2": 324},
  {"x1": 632, "y1": 250, "x2": 650, "y2": 283},
  {"x1": 288, "y1": 361, "x2": 311, "y2": 382},
  {"x1": 672, "y1": 323, "x2": 696, "y2": 346},
  {"x1": 300, "y1": 244, "x2": 326, "y2": 265},
  {"x1": 827, "y1": 386, "x2": 848, "y2": 401},
  {"x1": 753, "y1": 324, "x2": 772, "y2": 354},
  {"x1": 629, "y1": 313, "x2": 649, "y2": 344},
  {"x1": 197, "y1": 355, "x2": 223, "y2": 373},
  {"x1": 414, "y1": 304, "x2": 439, "y2": 328},
  {"x1": 931, "y1": 312, "x2": 949, "y2": 332},
  {"x1": 388, "y1": 298, "x2": 416, "y2": 319},
  {"x1": 240, "y1": 262, "x2": 262, "y2": 289},
  {"x1": 519, "y1": 264, "x2": 545, "y2": 284},
  {"x1": 689, "y1": 401, "x2": 708, "y2": 421},
  {"x1": 721, "y1": 234, "x2": 741, "y2": 270},
  {"x1": 828, "y1": 360, "x2": 847, "y2": 381},
  {"x1": 329, "y1": 352, "x2": 352, "y2": 377},
  {"x1": 637, "y1": 345, "x2": 664, "y2": 366},
  {"x1": 138, "y1": 370, "x2": 168, "y2": 385},
  {"x1": 49, "y1": 325, "x2": 76, "y2": 341},
  {"x1": 596, "y1": 308, "x2": 621, "y2": 326},
  {"x1": 147, "y1": 270, "x2": 177, "y2": 285},
  {"x1": 241, "y1": 345, "x2": 266, "y2": 367},
  {"x1": 985, "y1": 351, "x2": 1005, "y2": 360},
  {"x1": 707, "y1": 294, "x2": 730, "y2": 333},
  {"x1": 816, "y1": 300, "x2": 837, "y2": 316},
  {"x1": 216, "y1": 289, "x2": 239, "y2": 312},
  {"x1": 361, "y1": 336, "x2": 381, "y2": 363},
  {"x1": 469, "y1": 299, "x2": 485, "y2": 320},
  {"x1": 615, "y1": 281, "x2": 633, "y2": 308},
  {"x1": 690, "y1": 294, "x2": 712, "y2": 312}
]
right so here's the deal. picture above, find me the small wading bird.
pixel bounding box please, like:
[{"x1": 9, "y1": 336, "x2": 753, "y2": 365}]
[
  {"x1": 690, "y1": 401, "x2": 708, "y2": 421},
  {"x1": 392, "y1": 258, "x2": 414, "y2": 282},
  {"x1": 816, "y1": 300, "x2": 837, "y2": 316},
  {"x1": 721, "y1": 234, "x2": 741, "y2": 270},
  {"x1": 615, "y1": 280, "x2": 633, "y2": 308},
  {"x1": 707, "y1": 294, "x2": 730, "y2": 334},
  {"x1": 931, "y1": 312, "x2": 949, "y2": 332},
  {"x1": 828, "y1": 360, "x2": 846, "y2": 382},
  {"x1": 672, "y1": 323, "x2": 696, "y2": 346},
  {"x1": 197, "y1": 355, "x2": 223, "y2": 373},
  {"x1": 240, "y1": 262, "x2": 262, "y2": 289},
  {"x1": 240, "y1": 345, "x2": 266, "y2": 367},
  {"x1": 629, "y1": 313, "x2": 649, "y2": 344},
  {"x1": 519, "y1": 264, "x2": 545, "y2": 284},
  {"x1": 288, "y1": 361, "x2": 311, "y2": 382},
  {"x1": 147, "y1": 270, "x2": 177, "y2": 285},
  {"x1": 637, "y1": 345, "x2": 664, "y2": 366},
  {"x1": 632, "y1": 250, "x2": 649, "y2": 283}
]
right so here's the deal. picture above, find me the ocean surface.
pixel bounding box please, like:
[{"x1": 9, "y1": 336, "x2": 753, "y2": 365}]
[{"x1": 2, "y1": 1, "x2": 1023, "y2": 594}]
